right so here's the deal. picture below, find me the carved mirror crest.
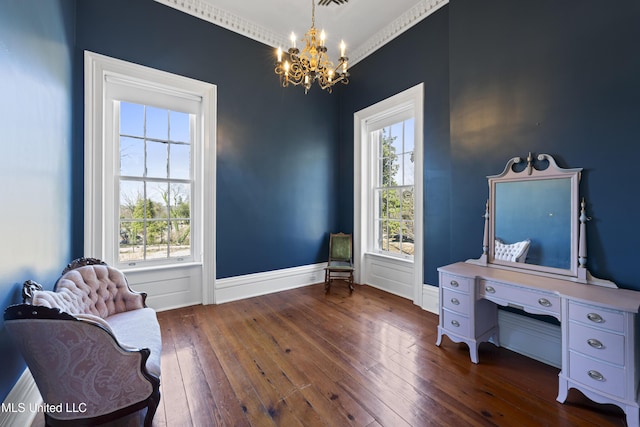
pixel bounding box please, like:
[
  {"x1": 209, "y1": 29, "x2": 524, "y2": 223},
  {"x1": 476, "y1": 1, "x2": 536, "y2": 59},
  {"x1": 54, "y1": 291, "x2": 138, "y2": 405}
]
[{"x1": 469, "y1": 153, "x2": 616, "y2": 288}]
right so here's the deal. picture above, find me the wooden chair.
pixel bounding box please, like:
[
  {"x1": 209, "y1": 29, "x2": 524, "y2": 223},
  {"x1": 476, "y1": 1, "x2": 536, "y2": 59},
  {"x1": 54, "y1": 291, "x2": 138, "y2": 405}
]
[{"x1": 324, "y1": 233, "x2": 355, "y2": 294}]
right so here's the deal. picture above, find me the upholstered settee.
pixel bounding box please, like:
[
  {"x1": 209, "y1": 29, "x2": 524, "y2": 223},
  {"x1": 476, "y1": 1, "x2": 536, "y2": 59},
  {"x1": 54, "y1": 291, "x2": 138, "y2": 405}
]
[{"x1": 3, "y1": 258, "x2": 161, "y2": 427}]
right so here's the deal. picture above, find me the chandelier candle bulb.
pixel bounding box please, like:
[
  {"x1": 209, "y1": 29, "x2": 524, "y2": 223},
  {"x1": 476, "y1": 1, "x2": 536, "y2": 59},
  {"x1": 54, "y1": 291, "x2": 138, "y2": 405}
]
[
  {"x1": 290, "y1": 32, "x2": 296, "y2": 49},
  {"x1": 320, "y1": 30, "x2": 326, "y2": 47},
  {"x1": 277, "y1": 47, "x2": 282, "y2": 62},
  {"x1": 340, "y1": 40, "x2": 346, "y2": 58}
]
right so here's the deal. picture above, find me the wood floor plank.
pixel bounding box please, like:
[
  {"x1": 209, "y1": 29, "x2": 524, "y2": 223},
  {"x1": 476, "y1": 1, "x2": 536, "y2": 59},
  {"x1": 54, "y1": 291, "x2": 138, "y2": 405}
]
[{"x1": 30, "y1": 283, "x2": 627, "y2": 427}]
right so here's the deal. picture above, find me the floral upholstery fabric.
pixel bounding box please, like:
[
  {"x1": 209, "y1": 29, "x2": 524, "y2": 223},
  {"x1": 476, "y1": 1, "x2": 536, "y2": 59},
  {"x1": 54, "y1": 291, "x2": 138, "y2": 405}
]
[{"x1": 6, "y1": 319, "x2": 154, "y2": 420}]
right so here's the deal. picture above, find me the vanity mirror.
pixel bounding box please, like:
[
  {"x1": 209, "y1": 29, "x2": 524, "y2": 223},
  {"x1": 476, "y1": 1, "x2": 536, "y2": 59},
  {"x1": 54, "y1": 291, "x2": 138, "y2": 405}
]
[{"x1": 469, "y1": 153, "x2": 615, "y2": 288}]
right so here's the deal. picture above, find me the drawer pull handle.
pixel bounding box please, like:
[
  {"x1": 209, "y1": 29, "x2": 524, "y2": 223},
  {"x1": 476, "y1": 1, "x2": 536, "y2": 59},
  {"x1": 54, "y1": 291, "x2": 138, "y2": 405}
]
[
  {"x1": 587, "y1": 313, "x2": 604, "y2": 323},
  {"x1": 538, "y1": 298, "x2": 552, "y2": 307},
  {"x1": 451, "y1": 320, "x2": 460, "y2": 327},
  {"x1": 587, "y1": 370, "x2": 605, "y2": 382},
  {"x1": 587, "y1": 338, "x2": 604, "y2": 349},
  {"x1": 450, "y1": 298, "x2": 460, "y2": 305},
  {"x1": 450, "y1": 280, "x2": 459, "y2": 288},
  {"x1": 485, "y1": 285, "x2": 496, "y2": 294}
]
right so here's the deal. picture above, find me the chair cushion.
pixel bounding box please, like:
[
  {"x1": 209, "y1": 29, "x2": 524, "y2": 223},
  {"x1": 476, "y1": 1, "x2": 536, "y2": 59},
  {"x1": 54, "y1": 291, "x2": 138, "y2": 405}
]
[
  {"x1": 326, "y1": 260, "x2": 354, "y2": 271},
  {"x1": 105, "y1": 308, "x2": 162, "y2": 378}
]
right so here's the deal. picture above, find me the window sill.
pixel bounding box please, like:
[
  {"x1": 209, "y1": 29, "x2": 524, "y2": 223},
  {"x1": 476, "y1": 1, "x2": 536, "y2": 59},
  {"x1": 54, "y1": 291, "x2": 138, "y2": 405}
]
[
  {"x1": 364, "y1": 251, "x2": 414, "y2": 265},
  {"x1": 121, "y1": 261, "x2": 202, "y2": 274}
]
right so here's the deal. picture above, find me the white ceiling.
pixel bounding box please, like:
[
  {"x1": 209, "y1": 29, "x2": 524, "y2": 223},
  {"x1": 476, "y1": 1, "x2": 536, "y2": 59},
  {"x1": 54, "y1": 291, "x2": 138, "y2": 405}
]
[{"x1": 154, "y1": 0, "x2": 448, "y2": 64}]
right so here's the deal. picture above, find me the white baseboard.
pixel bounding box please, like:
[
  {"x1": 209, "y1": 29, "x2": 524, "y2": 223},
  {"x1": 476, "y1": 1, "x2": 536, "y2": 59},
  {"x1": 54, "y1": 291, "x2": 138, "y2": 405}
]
[
  {"x1": 421, "y1": 285, "x2": 562, "y2": 367},
  {"x1": 0, "y1": 369, "x2": 42, "y2": 427},
  {"x1": 214, "y1": 263, "x2": 327, "y2": 304},
  {"x1": 422, "y1": 284, "x2": 439, "y2": 314}
]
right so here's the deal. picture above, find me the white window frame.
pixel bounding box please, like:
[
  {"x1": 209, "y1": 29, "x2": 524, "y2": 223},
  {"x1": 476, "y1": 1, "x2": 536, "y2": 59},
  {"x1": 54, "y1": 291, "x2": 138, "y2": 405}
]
[
  {"x1": 84, "y1": 51, "x2": 217, "y2": 303},
  {"x1": 354, "y1": 84, "x2": 424, "y2": 305}
]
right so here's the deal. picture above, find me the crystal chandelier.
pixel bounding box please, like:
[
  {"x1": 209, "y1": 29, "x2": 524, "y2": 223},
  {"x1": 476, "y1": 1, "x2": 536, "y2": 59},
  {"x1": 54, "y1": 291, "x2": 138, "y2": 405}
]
[{"x1": 274, "y1": 0, "x2": 349, "y2": 94}]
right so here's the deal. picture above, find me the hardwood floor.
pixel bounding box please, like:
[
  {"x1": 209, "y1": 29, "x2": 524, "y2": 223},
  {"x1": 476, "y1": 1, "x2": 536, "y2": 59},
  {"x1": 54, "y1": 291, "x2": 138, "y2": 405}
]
[{"x1": 33, "y1": 283, "x2": 627, "y2": 426}]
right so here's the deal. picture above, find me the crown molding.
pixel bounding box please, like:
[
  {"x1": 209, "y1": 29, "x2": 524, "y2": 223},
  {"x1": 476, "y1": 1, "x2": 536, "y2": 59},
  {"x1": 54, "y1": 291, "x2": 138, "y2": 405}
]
[
  {"x1": 349, "y1": 0, "x2": 448, "y2": 64},
  {"x1": 154, "y1": 0, "x2": 289, "y2": 48},
  {"x1": 154, "y1": 0, "x2": 448, "y2": 65}
]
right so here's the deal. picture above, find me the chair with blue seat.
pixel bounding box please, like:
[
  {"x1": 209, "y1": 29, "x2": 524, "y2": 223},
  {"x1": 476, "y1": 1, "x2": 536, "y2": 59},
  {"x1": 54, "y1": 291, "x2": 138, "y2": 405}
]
[{"x1": 324, "y1": 233, "x2": 355, "y2": 294}]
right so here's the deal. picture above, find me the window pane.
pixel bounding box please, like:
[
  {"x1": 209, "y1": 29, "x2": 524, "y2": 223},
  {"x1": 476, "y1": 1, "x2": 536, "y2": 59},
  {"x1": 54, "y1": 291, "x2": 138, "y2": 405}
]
[
  {"x1": 388, "y1": 189, "x2": 400, "y2": 219},
  {"x1": 146, "y1": 221, "x2": 169, "y2": 260},
  {"x1": 170, "y1": 184, "x2": 190, "y2": 219},
  {"x1": 376, "y1": 189, "x2": 385, "y2": 219},
  {"x1": 382, "y1": 153, "x2": 398, "y2": 187},
  {"x1": 120, "y1": 102, "x2": 144, "y2": 137},
  {"x1": 390, "y1": 122, "x2": 403, "y2": 154},
  {"x1": 119, "y1": 180, "x2": 146, "y2": 262},
  {"x1": 388, "y1": 221, "x2": 401, "y2": 254},
  {"x1": 120, "y1": 136, "x2": 144, "y2": 177},
  {"x1": 402, "y1": 188, "x2": 414, "y2": 219},
  {"x1": 170, "y1": 111, "x2": 190, "y2": 143},
  {"x1": 170, "y1": 143, "x2": 190, "y2": 180},
  {"x1": 169, "y1": 219, "x2": 191, "y2": 257},
  {"x1": 146, "y1": 106, "x2": 168, "y2": 140},
  {"x1": 404, "y1": 119, "x2": 415, "y2": 152},
  {"x1": 147, "y1": 140, "x2": 168, "y2": 178},
  {"x1": 402, "y1": 152, "x2": 415, "y2": 185},
  {"x1": 119, "y1": 220, "x2": 144, "y2": 262},
  {"x1": 120, "y1": 180, "x2": 144, "y2": 219},
  {"x1": 401, "y1": 221, "x2": 415, "y2": 255},
  {"x1": 148, "y1": 183, "x2": 169, "y2": 219},
  {"x1": 377, "y1": 220, "x2": 388, "y2": 252}
]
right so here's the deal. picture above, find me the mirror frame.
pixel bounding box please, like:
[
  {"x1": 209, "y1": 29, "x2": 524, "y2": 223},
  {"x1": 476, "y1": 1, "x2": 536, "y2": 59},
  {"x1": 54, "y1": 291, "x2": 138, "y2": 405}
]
[
  {"x1": 489, "y1": 153, "x2": 581, "y2": 277},
  {"x1": 469, "y1": 153, "x2": 616, "y2": 288}
]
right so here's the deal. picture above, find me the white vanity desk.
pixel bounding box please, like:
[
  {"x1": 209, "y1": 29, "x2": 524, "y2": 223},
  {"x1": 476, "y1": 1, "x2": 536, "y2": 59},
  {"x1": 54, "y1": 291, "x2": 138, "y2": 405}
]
[
  {"x1": 436, "y1": 154, "x2": 640, "y2": 426},
  {"x1": 436, "y1": 262, "x2": 640, "y2": 427}
]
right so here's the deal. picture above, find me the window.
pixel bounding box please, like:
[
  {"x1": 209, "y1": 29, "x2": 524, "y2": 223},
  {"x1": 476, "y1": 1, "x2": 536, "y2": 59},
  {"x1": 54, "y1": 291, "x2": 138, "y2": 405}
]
[
  {"x1": 372, "y1": 118, "x2": 415, "y2": 258},
  {"x1": 353, "y1": 83, "x2": 423, "y2": 304},
  {"x1": 85, "y1": 52, "x2": 217, "y2": 278},
  {"x1": 118, "y1": 102, "x2": 193, "y2": 263}
]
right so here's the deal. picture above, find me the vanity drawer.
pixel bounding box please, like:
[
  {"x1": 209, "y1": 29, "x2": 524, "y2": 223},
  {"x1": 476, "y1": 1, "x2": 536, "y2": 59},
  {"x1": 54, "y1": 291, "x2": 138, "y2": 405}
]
[
  {"x1": 478, "y1": 280, "x2": 560, "y2": 316},
  {"x1": 442, "y1": 288, "x2": 471, "y2": 314},
  {"x1": 440, "y1": 273, "x2": 472, "y2": 293},
  {"x1": 569, "y1": 321, "x2": 625, "y2": 366},
  {"x1": 568, "y1": 301, "x2": 624, "y2": 333},
  {"x1": 569, "y1": 351, "x2": 626, "y2": 398},
  {"x1": 442, "y1": 308, "x2": 470, "y2": 336}
]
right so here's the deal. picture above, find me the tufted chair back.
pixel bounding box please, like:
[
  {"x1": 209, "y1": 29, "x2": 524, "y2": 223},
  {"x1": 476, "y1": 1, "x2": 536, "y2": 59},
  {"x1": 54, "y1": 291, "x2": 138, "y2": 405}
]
[{"x1": 31, "y1": 264, "x2": 145, "y2": 318}]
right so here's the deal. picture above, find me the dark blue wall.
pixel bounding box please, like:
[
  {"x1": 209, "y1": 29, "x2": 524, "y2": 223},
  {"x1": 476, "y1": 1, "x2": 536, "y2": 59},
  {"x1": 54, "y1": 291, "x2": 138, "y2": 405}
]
[
  {"x1": 339, "y1": 7, "x2": 451, "y2": 287},
  {"x1": 0, "y1": 0, "x2": 76, "y2": 404},
  {"x1": 74, "y1": 0, "x2": 342, "y2": 278},
  {"x1": 448, "y1": 0, "x2": 640, "y2": 289},
  {"x1": 341, "y1": 0, "x2": 640, "y2": 290}
]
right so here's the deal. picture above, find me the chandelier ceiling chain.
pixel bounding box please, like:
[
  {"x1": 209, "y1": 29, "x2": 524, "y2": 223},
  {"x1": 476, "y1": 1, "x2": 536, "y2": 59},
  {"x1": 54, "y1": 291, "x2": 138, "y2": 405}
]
[{"x1": 274, "y1": 0, "x2": 350, "y2": 94}]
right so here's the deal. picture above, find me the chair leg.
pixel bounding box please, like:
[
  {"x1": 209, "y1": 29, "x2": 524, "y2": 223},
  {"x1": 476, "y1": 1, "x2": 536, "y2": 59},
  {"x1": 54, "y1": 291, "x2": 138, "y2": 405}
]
[
  {"x1": 325, "y1": 270, "x2": 330, "y2": 294},
  {"x1": 144, "y1": 391, "x2": 160, "y2": 427},
  {"x1": 349, "y1": 272, "x2": 354, "y2": 294}
]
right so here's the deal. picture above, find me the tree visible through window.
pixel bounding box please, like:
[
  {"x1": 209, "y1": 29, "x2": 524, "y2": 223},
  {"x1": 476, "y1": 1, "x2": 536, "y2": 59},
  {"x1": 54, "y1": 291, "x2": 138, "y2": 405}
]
[
  {"x1": 373, "y1": 118, "x2": 415, "y2": 257},
  {"x1": 118, "y1": 102, "x2": 192, "y2": 263}
]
